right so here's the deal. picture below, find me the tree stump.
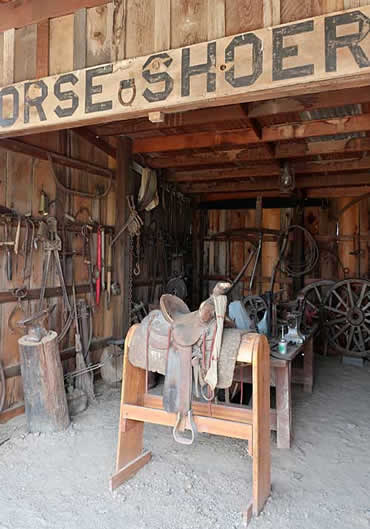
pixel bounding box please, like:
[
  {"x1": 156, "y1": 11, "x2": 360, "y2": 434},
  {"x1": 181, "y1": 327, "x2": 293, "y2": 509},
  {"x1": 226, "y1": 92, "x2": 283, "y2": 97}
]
[{"x1": 18, "y1": 331, "x2": 70, "y2": 433}]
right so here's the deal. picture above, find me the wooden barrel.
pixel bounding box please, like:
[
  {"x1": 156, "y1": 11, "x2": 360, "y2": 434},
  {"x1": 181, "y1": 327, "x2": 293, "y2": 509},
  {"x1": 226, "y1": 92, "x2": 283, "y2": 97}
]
[{"x1": 18, "y1": 330, "x2": 70, "y2": 433}]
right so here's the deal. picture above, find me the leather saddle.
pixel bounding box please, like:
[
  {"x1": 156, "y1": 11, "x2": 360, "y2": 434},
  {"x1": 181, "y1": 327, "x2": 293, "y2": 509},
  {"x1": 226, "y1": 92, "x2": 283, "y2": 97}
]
[{"x1": 159, "y1": 282, "x2": 230, "y2": 445}]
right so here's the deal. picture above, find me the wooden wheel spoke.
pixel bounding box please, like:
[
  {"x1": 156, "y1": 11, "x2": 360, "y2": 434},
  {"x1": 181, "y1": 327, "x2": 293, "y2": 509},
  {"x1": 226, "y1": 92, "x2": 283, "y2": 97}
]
[
  {"x1": 330, "y1": 317, "x2": 347, "y2": 325},
  {"x1": 347, "y1": 282, "x2": 355, "y2": 308},
  {"x1": 347, "y1": 326, "x2": 355, "y2": 350},
  {"x1": 357, "y1": 283, "x2": 367, "y2": 308},
  {"x1": 313, "y1": 286, "x2": 322, "y2": 304},
  {"x1": 330, "y1": 323, "x2": 350, "y2": 342},
  {"x1": 332, "y1": 289, "x2": 348, "y2": 310},
  {"x1": 306, "y1": 299, "x2": 317, "y2": 310},
  {"x1": 324, "y1": 305, "x2": 347, "y2": 316},
  {"x1": 357, "y1": 326, "x2": 366, "y2": 351}
]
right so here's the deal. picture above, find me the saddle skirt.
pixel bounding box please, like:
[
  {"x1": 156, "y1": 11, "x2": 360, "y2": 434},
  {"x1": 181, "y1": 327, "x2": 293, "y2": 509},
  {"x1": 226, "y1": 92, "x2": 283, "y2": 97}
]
[{"x1": 128, "y1": 309, "x2": 245, "y2": 390}]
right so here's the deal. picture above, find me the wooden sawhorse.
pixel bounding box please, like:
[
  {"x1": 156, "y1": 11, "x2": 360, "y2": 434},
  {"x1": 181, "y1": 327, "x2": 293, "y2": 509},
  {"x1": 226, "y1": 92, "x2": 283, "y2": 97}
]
[{"x1": 110, "y1": 329, "x2": 271, "y2": 524}]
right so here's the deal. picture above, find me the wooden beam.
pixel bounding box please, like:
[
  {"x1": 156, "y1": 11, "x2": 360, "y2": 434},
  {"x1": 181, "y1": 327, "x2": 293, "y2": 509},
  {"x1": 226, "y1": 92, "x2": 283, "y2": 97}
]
[
  {"x1": 148, "y1": 145, "x2": 272, "y2": 168},
  {"x1": 0, "y1": 138, "x2": 114, "y2": 179},
  {"x1": 134, "y1": 130, "x2": 257, "y2": 154},
  {"x1": 180, "y1": 172, "x2": 370, "y2": 193},
  {"x1": 91, "y1": 105, "x2": 249, "y2": 137},
  {"x1": 134, "y1": 113, "x2": 370, "y2": 154},
  {"x1": 149, "y1": 137, "x2": 370, "y2": 170},
  {"x1": 170, "y1": 164, "x2": 280, "y2": 183},
  {"x1": 295, "y1": 156, "x2": 370, "y2": 174},
  {"x1": 113, "y1": 137, "x2": 133, "y2": 338},
  {"x1": 248, "y1": 86, "x2": 370, "y2": 118},
  {"x1": 0, "y1": 0, "x2": 109, "y2": 32},
  {"x1": 92, "y1": 86, "x2": 370, "y2": 137},
  {"x1": 276, "y1": 137, "x2": 370, "y2": 159},
  {"x1": 3, "y1": 7, "x2": 370, "y2": 137},
  {"x1": 73, "y1": 127, "x2": 117, "y2": 159},
  {"x1": 171, "y1": 156, "x2": 370, "y2": 183},
  {"x1": 306, "y1": 185, "x2": 370, "y2": 197}
]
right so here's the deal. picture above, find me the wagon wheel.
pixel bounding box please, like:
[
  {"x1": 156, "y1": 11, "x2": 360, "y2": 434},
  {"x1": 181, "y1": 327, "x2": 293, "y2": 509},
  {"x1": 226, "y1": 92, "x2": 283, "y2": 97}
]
[
  {"x1": 299, "y1": 280, "x2": 335, "y2": 332},
  {"x1": 321, "y1": 279, "x2": 370, "y2": 358},
  {"x1": 243, "y1": 295, "x2": 267, "y2": 326}
]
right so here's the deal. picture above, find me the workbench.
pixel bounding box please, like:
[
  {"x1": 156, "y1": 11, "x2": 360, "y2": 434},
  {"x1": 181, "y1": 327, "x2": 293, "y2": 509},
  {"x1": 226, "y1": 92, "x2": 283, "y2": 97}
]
[{"x1": 234, "y1": 327, "x2": 317, "y2": 449}]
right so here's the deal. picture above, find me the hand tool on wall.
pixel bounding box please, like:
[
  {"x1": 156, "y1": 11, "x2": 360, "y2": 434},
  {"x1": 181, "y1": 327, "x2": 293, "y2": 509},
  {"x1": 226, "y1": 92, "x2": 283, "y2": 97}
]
[
  {"x1": 81, "y1": 224, "x2": 95, "y2": 310},
  {"x1": 39, "y1": 217, "x2": 73, "y2": 342},
  {"x1": 8, "y1": 287, "x2": 28, "y2": 335},
  {"x1": 96, "y1": 226, "x2": 102, "y2": 306},
  {"x1": 23, "y1": 217, "x2": 35, "y2": 282},
  {"x1": 5, "y1": 218, "x2": 12, "y2": 281},
  {"x1": 101, "y1": 228, "x2": 105, "y2": 292},
  {"x1": 105, "y1": 232, "x2": 112, "y2": 309}
]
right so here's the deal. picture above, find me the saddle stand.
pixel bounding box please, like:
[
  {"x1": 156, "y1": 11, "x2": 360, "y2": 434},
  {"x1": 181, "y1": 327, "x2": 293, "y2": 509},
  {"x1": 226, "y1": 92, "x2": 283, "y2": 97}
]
[{"x1": 110, "y1": 327, "x2": 271, "y2": 525}]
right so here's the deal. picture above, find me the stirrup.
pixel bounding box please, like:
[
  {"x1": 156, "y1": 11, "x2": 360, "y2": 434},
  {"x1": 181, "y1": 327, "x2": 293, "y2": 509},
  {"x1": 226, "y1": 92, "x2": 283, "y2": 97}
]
[
  {"x1": 172, "y1": 411, "x2": 197, "y2": 445},
  {"x1": 200, "y1": 383, "x2": 215, "y2": 402}
]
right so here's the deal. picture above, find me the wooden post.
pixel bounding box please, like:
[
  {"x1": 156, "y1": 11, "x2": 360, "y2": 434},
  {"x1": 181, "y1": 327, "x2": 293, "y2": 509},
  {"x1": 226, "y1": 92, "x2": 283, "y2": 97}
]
[
  {"x1": 18, "y1": 331, "x2": 70, "y2": 433},
  {"x1": 192, "y1": 206, "x2": 202, "y2": 308},
  {"x1": 275, "y1": 363, "x2": 292, "y2": 449},
  {"x1": 110, "y1": 325, "x2": 151, "y2": 491},
  {"x1": 113, "y1": 137, "x2": 133, "y2": 338},
  {"x1": 251, "y1": 334, "x2": 271, "y2": 516}
]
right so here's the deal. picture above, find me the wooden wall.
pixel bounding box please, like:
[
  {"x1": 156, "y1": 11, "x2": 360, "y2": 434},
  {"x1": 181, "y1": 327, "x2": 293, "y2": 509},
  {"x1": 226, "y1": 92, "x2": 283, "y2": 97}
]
[
  {"x1": 0, "y1": 5, "x2": 115, "y2": 417},
  {"x1": 203, "y1": 200, "x2": 369, "y2": 300}
]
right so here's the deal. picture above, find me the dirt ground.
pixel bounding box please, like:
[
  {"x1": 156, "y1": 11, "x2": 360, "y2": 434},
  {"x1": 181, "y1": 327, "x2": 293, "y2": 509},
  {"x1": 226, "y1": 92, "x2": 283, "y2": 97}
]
[{"x1": 0, "y1": 355, "x2": 369, "y2": 529}]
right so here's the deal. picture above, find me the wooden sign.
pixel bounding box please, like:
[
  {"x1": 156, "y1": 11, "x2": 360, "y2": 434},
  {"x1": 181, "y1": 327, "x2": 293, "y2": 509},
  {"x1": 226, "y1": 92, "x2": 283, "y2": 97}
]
[{"x1": 1, "y1": 6, "x2": 370, "y2": 137}]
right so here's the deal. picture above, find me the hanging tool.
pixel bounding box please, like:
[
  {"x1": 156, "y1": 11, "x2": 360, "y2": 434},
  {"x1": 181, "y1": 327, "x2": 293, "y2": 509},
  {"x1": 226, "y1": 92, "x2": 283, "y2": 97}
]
[
  {"x1": 4, "y1": 217, "x2": 12, "y2": 281},
  {"x1": 106, "y1": 232, "x2": 112, "y2": 309},
  {"x1": 101, "y1": 228, "x2": 105, "y2": 292},
  {"x1": 73, "y1": 283, "x2": 95, "y2": 403},
  {"x1": 96, "y1": 226, "x2": 102, "y2": 306},
  {"x1": 39, "y1": 217, "x2": 73, "y2": 342},
  {"x1": 23, "y1": 217, "x2": 35, "y2": 282},
  {"x1": 111, "y1": 196, "x2": 143, "y2": 246},
  {"x1": 39, "y1": 190, "x2": 49, "y2": 217},
  {"x1": 81, "y1": 224, "x2": 95, "y2": 310},
  {"x1": 8, "y1": 287, "x2": 28, "y2": 334}
]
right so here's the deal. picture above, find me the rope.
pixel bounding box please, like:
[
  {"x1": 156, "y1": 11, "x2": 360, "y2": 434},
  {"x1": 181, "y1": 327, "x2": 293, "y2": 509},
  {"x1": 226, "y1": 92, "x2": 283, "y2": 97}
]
[
  {"x1": 204, "y1": 294, "x2": 227, "y2": 391},
  {"x1": 278, "y1": 225, "x2": 319, "y2": 278}
]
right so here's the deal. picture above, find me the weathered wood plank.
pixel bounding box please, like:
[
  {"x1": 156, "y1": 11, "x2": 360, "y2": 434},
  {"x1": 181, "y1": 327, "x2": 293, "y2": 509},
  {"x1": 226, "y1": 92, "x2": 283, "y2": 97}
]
[
  {"x1": 226, "y1": 0, "x2": 263, "y2": 34},
  {"x1": 154, "y1": 0, "x2": 171, "y2": 51},
  {"x1": 281, "y1": 0, "x2": 313, "y2": 22},
  {"x1": 171, "y1": 0, "x2": 208, "y2": 48},
  {"x1": 74, "y1": 9, "x2": 87, "y2": 70},
  {"x1": 87, "y1": 4, "x2": 113, "y2": 66},
  {"x1": 3, "y1": 29, "x2": 15, "y2": 85},
  {"x1": 263, "y1": 0, "x2": 281, "y2": 26},
  {"x1": 36, "y1": 21, "x2": 50, "y2": 78},
  {"x1": 112, "y1": 0, "x2": 127, "y2": 61},
  {"x1": 208, "y1": 0, "x2": 225, "y2": 39},
  {"x1": 126, "y1": 0, "x2": 155, "y2": 58},
  {"x1": 49, "y1": 15, "x2": 74, "y2": 75},
  {"x1": 2, "y1": 7, "x2": 370, "y2": 137},
  {"x1": 0, "y1": 0, "x2": 111, "y2": 32},
  {"x1": 15, "y1": 25, "x2": 37, "y2": 82}
]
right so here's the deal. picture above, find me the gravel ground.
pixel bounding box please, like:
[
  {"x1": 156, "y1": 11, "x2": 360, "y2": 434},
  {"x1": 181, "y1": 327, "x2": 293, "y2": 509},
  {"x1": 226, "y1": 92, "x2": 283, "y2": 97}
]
[{"x1": 0, "y1": 355, "x2": 369, "y2": 529}]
